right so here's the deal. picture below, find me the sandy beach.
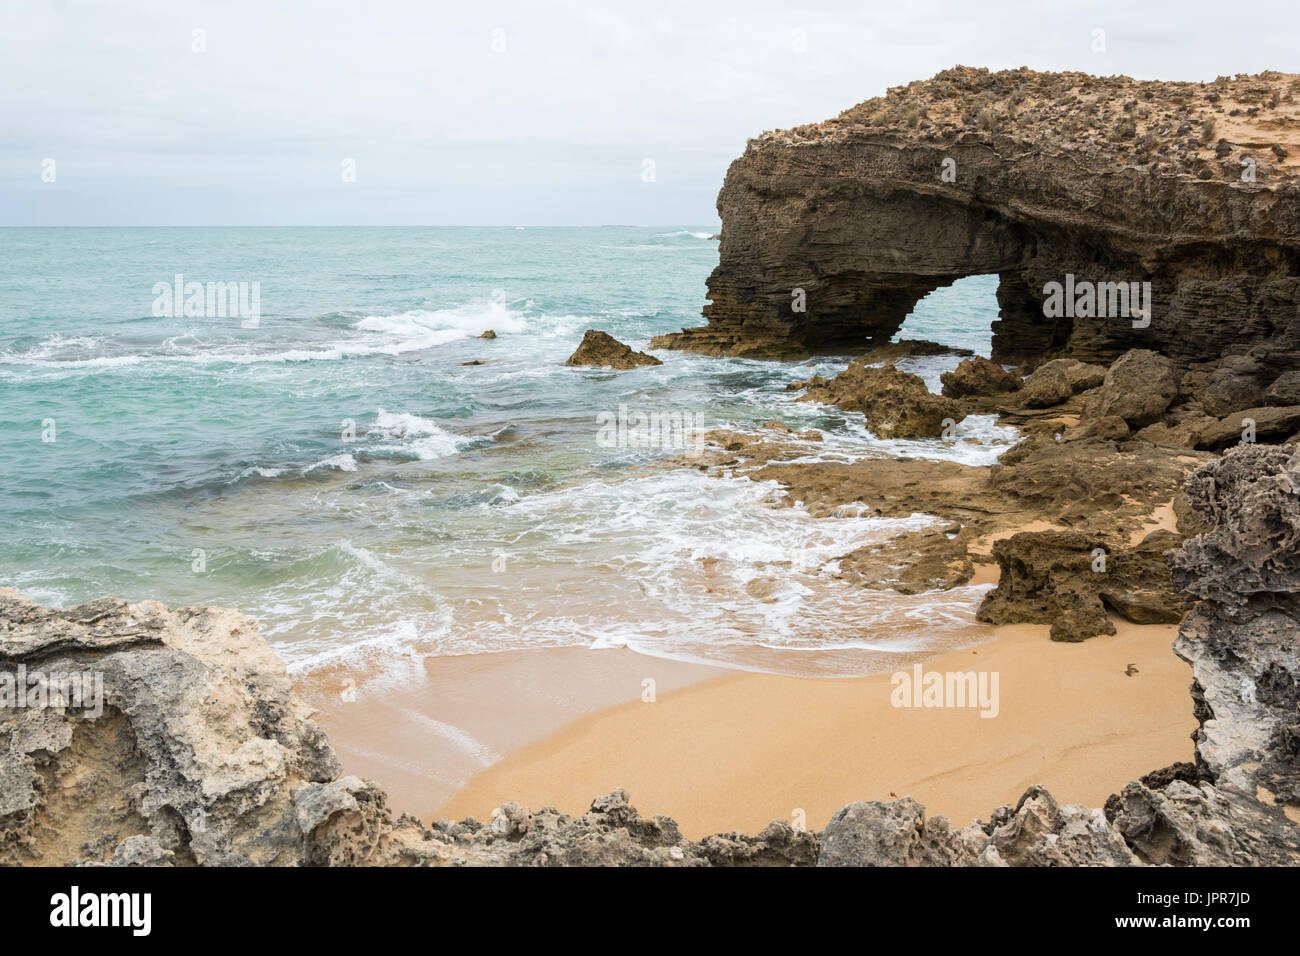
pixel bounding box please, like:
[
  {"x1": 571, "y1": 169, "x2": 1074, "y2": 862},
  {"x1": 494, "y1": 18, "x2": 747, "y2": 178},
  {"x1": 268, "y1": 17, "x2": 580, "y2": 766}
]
[{"x1": 433, "y1": 617, "x2": 1194, "y2": 837}]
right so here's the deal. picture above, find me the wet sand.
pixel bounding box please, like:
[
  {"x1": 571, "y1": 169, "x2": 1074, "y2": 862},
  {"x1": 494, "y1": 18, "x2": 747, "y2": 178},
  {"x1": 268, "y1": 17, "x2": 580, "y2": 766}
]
[
  {"x1": 304, "y1": 646, "x2": 730, "y2": 814},
  {"x1": 433, "y1": 618, "x2": 1194, "y2": 837}
]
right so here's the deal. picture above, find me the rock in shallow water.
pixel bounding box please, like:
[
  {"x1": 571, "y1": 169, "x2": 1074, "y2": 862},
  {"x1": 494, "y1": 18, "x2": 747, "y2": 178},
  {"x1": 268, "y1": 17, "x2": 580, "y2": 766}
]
[
  {"x1": 564, "y1": 329, "x2": 662, "y2": 370},
  {"x1": 940, "y1": 356, "x2": 1021, "y2": 398},
  {"x1": 798, "y1": 361, "x2": 964, "y2": 439}
]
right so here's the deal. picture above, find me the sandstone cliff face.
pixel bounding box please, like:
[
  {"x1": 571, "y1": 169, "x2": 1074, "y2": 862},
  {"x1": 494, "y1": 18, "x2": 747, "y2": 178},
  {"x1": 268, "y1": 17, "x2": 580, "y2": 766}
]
[{"x1": 652, "y1": 67, "x2": 1300, "y2": 393}]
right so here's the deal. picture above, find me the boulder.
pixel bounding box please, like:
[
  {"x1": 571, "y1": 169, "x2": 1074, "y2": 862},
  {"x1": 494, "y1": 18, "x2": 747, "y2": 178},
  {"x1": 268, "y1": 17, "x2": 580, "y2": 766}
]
[
  {"x1": 1265, "y1": 370, "x2": 1300, "y2": 406},
  {"x1": 1084, "y1": 349, "x2": 1179, "y2": 427},
  {"x1": 1201, "y1": 370, "x2": 1266, "y2": 417},
  {"x1": 940, "y1": 356, "x2": 1021, "y2": 398},
  {"x1": 1018, "y1": 359, "x2": 1106, "y2": 408},
  {"x1": 565, "y1": 330, "x2": 662, "y2": 370}
]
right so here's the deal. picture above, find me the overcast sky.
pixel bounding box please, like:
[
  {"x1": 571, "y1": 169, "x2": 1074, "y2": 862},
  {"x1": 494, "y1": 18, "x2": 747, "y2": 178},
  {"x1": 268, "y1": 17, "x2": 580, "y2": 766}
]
[{"x1": 3, "y1": 0, "x2": 1297, "y2": 226}]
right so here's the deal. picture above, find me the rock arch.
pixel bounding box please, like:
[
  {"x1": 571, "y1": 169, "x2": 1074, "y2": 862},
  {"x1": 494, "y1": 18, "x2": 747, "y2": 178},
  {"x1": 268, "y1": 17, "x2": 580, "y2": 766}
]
[{"x1": 651, "y1": 68, "x2": 1300, "y2": 385}]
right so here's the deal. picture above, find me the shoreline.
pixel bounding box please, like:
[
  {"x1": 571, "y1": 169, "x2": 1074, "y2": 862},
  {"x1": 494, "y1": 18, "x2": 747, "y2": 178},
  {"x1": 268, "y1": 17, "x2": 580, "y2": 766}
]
[
  {"x1": 432, "y1": 618, "x2": 1194, "y2": 837},
  {"x1": 306, "y1": 443, "x2": 1198, "y2": 838}
]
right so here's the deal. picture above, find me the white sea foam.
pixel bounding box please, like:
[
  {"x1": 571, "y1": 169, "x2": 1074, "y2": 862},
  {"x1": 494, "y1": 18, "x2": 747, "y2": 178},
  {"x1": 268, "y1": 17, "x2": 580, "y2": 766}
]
[
  {"x1": 303, "y1": 453, "x2": 357, "y2": 473},
  {"x1": 0, "y1": 291, "x2": 545, "y2": 370},
  {"x1": 369, "y1": 407, "x2": 489, "y2": 460}
]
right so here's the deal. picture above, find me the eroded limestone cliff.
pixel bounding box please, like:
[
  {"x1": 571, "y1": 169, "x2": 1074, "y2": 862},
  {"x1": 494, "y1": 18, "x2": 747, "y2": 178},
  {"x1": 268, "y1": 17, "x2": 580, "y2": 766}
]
[{"x1": 652, "y1": 66, "x2": 1300, "y2": 385}]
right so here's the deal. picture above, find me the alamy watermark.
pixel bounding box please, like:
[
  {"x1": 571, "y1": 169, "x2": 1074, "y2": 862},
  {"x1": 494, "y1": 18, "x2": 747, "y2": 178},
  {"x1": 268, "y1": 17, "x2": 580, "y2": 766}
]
[
  {"x1": 152, "y1": 273, "x2": 261, "y2": 327},
  {"x1": 596, "y1": 405, "x2": 706, "y2": 451},
  {"x1": 890, "y1": 664, "x2": 999, "y2": 718},
  {"x1": 1, "y1": 664, "x2": 104, "y2": 717},
  {"x1": 1042, "y1": 273, "x2": 1151, "y2": 328}
]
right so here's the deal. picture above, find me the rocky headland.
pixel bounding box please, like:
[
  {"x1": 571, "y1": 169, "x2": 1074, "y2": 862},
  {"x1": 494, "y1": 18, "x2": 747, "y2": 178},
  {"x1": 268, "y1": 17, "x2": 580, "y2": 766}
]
[{"x1": 651, "y1": 66, "x2": 1300, "y2": 379}]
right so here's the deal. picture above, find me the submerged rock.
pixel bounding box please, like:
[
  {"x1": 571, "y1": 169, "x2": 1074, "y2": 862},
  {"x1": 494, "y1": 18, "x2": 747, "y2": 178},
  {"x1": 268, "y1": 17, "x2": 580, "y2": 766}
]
[{"x1": 565, "y1": 330, "x2": 663, "y2": 370}]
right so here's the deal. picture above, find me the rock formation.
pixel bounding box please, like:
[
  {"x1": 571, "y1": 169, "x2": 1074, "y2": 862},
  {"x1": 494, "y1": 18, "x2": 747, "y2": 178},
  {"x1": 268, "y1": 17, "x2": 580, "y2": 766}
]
[
  {"x1": 1081, "y1": 349, "x2": 1179, "y2": 427},
  {"x1": 797, "y1": 361, "x2": 964, "y2": 438},
  {"x1": 650, "y1": 66, "x2": 1300, "y2": 407},
  {"x1": 1018, "y1": 358, "x2": 1107, "y2": 407},
  {"x1": 940, "y1": 356, "x2": 1021, "y2": 398},
  {"x1": 976, "y1": 528, "x2": 1188, "y2": 642},
  {"x1": 565, "y1": 330, "x2": 662, "y2": 370}
]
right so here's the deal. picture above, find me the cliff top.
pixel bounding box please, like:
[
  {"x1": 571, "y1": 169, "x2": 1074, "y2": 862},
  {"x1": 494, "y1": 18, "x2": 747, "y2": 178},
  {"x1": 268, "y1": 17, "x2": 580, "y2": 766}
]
[{"x1": 764, "y1": 65, "x2": 1300, "y2": 185}]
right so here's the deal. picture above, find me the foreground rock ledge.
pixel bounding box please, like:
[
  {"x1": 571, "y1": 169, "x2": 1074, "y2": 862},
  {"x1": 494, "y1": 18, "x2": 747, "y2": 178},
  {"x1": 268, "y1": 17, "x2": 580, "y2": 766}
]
[{"x1": 2, "y1": 448, "x2": 1298, "y2": 865}]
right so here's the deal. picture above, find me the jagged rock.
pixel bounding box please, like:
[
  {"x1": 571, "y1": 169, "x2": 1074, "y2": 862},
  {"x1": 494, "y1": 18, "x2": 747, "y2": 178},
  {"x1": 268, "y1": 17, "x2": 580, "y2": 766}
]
[
  {"x1": 1084, "y1": 349, "x2": 1180, "y2": 427},
  {"x1": 977, "y1": 528, "x2": 1189, "y2": 641},
  {"x1": 1018, "y1": 358, "x2": 1107, "y2": 407},
  {"x1": 940, "y1": 356, "x2": 1021, "y2": 398},
  {"x1": 819, "y1": 798, "x2": 979, "y2": 866},
  {"x1": 0, "y1": 590, "x2": 352, "y2": 866},
  {"x1": 1111, "y1": 778, "x2": 1300, "y2": 865},
  {"x1": 798, "y1": 362, "x2": 964, "y2": 438},
  {"x1": 1169, "y1": 445, "x2": 1300, "y2": 804},
  {"x1": 650, "y1": 68, "x2": 1300, "y2": 371},
  {"x1": 819, "y1": 787, "x2": 1137, "y2": 866},
  {"x1": 479, "y1": 330, "x2": 497, "y2": 339},
  {"x1": 565, "y1": 330, "x2": 662, "y2": 370},
  {"x1": 981, "y1": 787, "x2": 1139, "y2": 866}
]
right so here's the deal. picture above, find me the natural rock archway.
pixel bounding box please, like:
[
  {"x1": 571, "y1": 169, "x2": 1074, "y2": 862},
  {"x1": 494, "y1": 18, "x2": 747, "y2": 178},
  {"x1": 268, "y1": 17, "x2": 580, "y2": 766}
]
[{"x1": 652, "y1": 67, "x2": 1300, "y2": 379}]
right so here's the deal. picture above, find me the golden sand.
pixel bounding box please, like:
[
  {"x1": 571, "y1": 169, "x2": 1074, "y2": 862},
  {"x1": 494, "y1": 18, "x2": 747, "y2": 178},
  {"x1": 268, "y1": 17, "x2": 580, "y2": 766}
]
[{"x1": 433, "y1": 618, "x2": 1193, "y2": 837}]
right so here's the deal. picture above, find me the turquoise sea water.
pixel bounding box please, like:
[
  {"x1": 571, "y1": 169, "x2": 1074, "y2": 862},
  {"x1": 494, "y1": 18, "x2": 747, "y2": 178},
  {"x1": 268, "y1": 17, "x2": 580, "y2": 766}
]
[{"x1": 0, "y1": 227, "x2": 1010, "y2": 679}]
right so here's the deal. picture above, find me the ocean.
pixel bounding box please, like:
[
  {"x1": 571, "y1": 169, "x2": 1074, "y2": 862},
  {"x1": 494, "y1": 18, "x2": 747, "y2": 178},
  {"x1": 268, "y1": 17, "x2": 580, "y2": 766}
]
[{"x1": 0, "y1": 226, "x2": 1014, "y2": 681}]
